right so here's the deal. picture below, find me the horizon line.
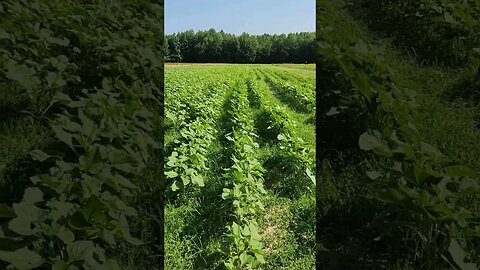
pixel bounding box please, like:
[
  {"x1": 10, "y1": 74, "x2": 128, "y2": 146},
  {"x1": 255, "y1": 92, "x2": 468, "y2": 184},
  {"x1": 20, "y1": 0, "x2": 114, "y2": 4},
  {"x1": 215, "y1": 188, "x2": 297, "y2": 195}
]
[{"x1": 165, "y1": 28, "x2": 315, "y2": 36}]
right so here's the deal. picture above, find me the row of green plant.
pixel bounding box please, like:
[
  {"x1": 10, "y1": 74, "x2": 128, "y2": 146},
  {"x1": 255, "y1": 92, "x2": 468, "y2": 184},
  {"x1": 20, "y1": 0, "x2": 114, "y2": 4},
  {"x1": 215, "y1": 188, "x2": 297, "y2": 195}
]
[
  {"x1": 221, "y1": 81, "x2": 267, "y2": 270},
  {"x1": 348, "y1": 0, "x2": 480, "y2": 66},
  {"x1": 318, "y1": 0, "x2": 480, "y2": 268},
  {"x1": 0, "y1": 0, "x2": 163, "y2": 269},
  {"x1": 164, "y1": 69, "x2": 225, "y2": 131},
  {"x1": 249, "y1": 75, "x2": 316, "y2": 189},
  {"x1": 267, "y1": 68, "x2": 315, "y2": 91},
  {"x1": 165, "y1": 71, "x2": 230, "y2": 191},
  {"x1": 261, "y1": 71, "x2": 315, "y2": 114}
]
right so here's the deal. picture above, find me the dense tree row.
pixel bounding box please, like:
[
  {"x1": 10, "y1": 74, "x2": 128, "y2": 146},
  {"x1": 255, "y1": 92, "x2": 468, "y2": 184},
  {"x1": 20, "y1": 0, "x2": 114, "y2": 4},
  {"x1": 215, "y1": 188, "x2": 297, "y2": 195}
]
[{"x1": 165, "y1": 29, "x2": 315, "y2": 63}]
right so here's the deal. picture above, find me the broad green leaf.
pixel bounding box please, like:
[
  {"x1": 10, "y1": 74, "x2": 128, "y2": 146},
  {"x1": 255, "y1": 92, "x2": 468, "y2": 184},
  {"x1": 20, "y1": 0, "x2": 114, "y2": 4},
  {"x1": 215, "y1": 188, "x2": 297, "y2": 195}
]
[
  {"x1": 166, "y1": 156, "x2": 177, "y2": 166},
  {"x1": 81, "y1": 175, "x2": 103, "y2": 197},
  {"x1": 79, "y1": 110, "x2": 97, "y2": 138},
  {"x1": 53, "y1": 126, "x2": 74, "y2": 148},
  {"x1": 243, "y1": 144, "x2": 253, "y2": 152},
  {"x1": 359, "y1": 132, "x2": 380, "y2": 151},
  {"x1": 53, "y1": 92, "x2": 72, "y2": 103},
  {"x1": 354, "y1": 39, "x2": 369, "y2": 55},
  {"x1": 113, "y1": 163, "x2": 135, "y2": 173},
  {"x1": 375, "y1": 189, "x2": 404, "y2": 203},
  {"x1": 242, "y1": 225, "x2": 250, "y2": 236},
  {"x1": 165, "y1": 171, "x2": 178, "y2": 178},
  {"x1": 22, "y1": 187, "x2": 43, "y2": 203},
  {"x1": 239, "y1": 252, "x2": 250, "y2": 265},
  {"x1": 181, "y1": 174, "x2": 190, "y2": 185},
  {"x1": 52, "y1": 259, "x2": 68, "y2": 270},
  {"x1": 224, "y1": 261, "x2": 235, "y2": 270},
  {"x1": 366, "y1": 171, "x2": 382, "y2": 180},
  {"x1": 249, "y1": 223, "x2": 260, "y2": 238},
  {"x1": 359, "y1": 132, "x2": 392, "y2": 157},
  {"x1": 448, "y1": 239, "x2": 477, "y2": 270},
  {"x1": 123, "y1": 234, "x2": 143, "y2": 246},
  {"x1": 46, "y1": 72, "x2": 66, "y2": 88},
  {"x1": 116, "y1": 174, "x2": 136, "y2": 189},
  {"x1": 5, "y1": 61, "x2": 39, "y2": 90},
  {"x1": 117, "y1": 214, "x2": 143, "y2": 246},
  {"x1": 421, "y1": 142, "x2": 444, "y2": 158},
  {"x1": 103, "y1": 230, "x2": 116, "y2": 246},
  {"x1": 255, "y1": 253, "x2": 266, "y2": 264},
  {"x1": 101, "y1": 78, "x2": 112, "y2": 91},
  {"x1": 30, "y1": 150, "x2": 50, "y2": 162},
  {"x1": 231, "y1": 222, "x2": 240, "y2": 236},
  {"x1": 12, "y1": 202, "x2": 42, "y2": 226},
  {"x1": 171, "y1": 181, "x2": 180, "y2": 191},
  {"x1": 8, "y1": 217, "x2": 35, "y2": 236},
  {"x1": 58, "y1": 226, "x2": 75, "y2": 244},
  {"x1": 48, "y1": 201, "x2": 74, "y2": 221},
  {"x1": 191, "y1": 174, "x2": 204, "y2": 187},
  {"x1": 81, "y1": 197, "x2": 106, "y2": 224},
  {"x1": 57, "y1": 160, "x2": 76, "y2": 171},
  {"x1": 67, "y1": 241, "x2": 94, "y2": 262},
  {"x1": 445, "y1": 165, "x2": 479, "y2": 178},
  {"x1": 0, "y1": 248, "x2": 44, "y2": 269}
]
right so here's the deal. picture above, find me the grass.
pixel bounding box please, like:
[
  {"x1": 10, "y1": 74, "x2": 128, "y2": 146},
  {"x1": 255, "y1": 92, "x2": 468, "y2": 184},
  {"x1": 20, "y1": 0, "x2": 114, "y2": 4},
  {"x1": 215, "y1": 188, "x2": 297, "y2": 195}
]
[
  {"x1": 0, "y1": 105, "x2": 52, "y2": 202},
  {"x1": 271, "y1": 64, "x2": 316, "y2": 74},
  {"x1": 116, "y1": 158, "x2": 164, "y2": 270}
]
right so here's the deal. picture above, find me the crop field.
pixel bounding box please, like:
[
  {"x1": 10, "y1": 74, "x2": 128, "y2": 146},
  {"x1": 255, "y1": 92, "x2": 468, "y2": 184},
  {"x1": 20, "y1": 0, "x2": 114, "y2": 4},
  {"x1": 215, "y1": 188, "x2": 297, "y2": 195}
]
[
  {"x1": 164, "y1": 64, "x2": 316, "y2": 269},
  {"x1": 272, "y1": 64, "x2": 316, "y2": 72},
  {"x1": 318, "y1": 0, "x2": 480, "y2": 269},
  {"x1": 0, "y1": 1, "x2": 163, "y2": 269}
]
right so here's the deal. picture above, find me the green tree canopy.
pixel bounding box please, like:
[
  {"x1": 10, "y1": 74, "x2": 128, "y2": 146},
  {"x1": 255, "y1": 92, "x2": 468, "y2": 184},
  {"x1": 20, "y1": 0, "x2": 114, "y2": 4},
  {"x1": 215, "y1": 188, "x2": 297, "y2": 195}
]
[{"x1": 166, "y1": 29, "x2": 315, "y2": 63}]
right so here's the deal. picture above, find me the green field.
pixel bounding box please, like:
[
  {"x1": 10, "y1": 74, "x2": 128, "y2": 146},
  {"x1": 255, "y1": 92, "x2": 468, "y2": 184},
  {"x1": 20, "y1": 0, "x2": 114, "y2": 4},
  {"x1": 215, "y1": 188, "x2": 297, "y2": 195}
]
[
  {"x1": 272, "y1": 64, "x2": 316, "y2": 72},
  {"x1": 318, "y1": 0, "x2": 480, "y2": 269},
  {"x1": 164, "y1": 64, "x2": 316, "y2": 269},
  {"x1": 0, "y1": 1, "x2": 163, "y2": 269}
]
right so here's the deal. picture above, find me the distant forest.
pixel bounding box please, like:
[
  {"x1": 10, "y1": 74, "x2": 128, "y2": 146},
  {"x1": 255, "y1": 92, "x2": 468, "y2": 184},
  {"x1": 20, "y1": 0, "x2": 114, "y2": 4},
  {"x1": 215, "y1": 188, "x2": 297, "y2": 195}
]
[{"x1": 165, "y1": 29, "x2": 315, "y2": 63}]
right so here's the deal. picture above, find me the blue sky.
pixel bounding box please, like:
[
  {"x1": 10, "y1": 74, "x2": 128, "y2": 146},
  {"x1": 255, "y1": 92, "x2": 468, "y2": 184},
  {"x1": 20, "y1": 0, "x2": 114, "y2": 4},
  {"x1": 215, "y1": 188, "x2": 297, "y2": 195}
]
[{"x1": 165, "y1": 0, "x2": 315, "y2": 35}]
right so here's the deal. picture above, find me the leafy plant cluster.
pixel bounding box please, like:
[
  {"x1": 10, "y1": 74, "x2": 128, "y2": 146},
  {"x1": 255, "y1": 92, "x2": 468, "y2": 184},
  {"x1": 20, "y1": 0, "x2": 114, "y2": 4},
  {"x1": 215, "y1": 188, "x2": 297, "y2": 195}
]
[
  {"x1": 318, "y1": 1, "x2": 480, "y2": 269},
  {"x1": 221, "y1": 81, "x2": 267, "y2": 270},
  {"x1": 248, "y1": 78, "x2": 316, "y2": 189},
  {"x1": 270, "y1": 69, "x2": 315, "y2": 92},
  {"x1": 0, "y1": 0, "x2": 163, "y2": 269},
  {"x1": 164, "y1": 69, "x2": 228, "y2": 130},
  {"x1": 165, "y1": 71, "x2": 230, "y2": 191},
  {"x1": 349, "y1": 0, "x2": 480, "y2": 66},
  {"x1": 262, "y1": 71, "x2": 315, "y2": 114}
]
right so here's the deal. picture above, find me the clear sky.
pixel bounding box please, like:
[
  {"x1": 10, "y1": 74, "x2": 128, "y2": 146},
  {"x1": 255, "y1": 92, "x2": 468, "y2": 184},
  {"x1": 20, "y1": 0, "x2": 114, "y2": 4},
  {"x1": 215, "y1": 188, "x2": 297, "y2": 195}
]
[{"x1": 165, "y1": 0, "x2": 315, "y2": 35}]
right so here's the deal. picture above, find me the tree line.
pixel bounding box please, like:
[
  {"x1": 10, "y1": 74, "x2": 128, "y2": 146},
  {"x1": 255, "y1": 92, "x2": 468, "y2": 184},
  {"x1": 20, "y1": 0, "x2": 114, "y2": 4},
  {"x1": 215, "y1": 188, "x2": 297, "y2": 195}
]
[{"x1": 165, "y1": 29, "x2": 315, "y2": 63}]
